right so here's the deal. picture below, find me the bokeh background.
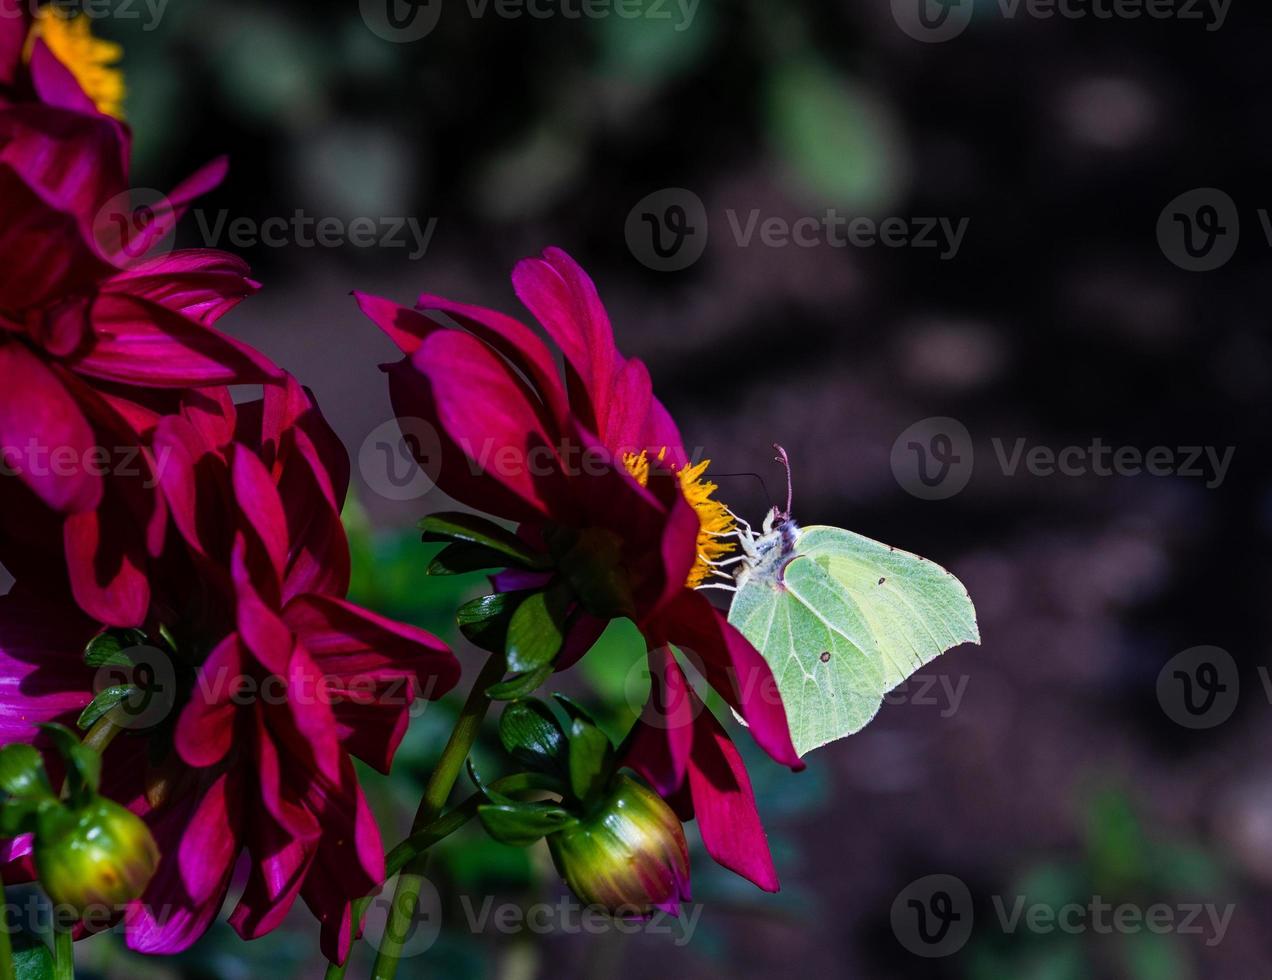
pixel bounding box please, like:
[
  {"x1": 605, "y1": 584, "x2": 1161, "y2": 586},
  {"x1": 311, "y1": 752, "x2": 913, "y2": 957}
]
[{"x1": 54, "y1": 0, "x2": 1272, "y2": 975}]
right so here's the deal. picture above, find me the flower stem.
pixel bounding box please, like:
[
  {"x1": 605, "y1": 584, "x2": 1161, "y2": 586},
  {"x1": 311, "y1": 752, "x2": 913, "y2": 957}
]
[
  {"x1": 52, "y1": 926, "x2": 72, "y2": 980},
  {"x1": 368, "y1": 651, "x2": 505, "y2": 980}
]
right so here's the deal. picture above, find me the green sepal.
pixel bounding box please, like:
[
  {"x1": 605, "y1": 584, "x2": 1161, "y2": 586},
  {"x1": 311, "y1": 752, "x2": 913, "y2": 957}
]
[
  {"x1": 0, "y1": 798, "x2": 52, "y2": 837},
  {"x1": 457, "y1": 591, "x2": 528, "y2": 654},
  {"x1": 83, "y1": 628, "x2": 150, "y2": 668},
  {"x1": 499, "y1": 700, "x2": 568, "y2": 775},
  {"x1": 505, "y1": 584, "x2": 570, "y2": 675},
  {"x1": 37, "y1": 724, "x2": 100, "y2": 805},
  {"x1": 76, "y1": 685, "x2": 137, "y2": 732},
  {"x1": 10, "y1": 922, "x2": 55, "y2": 980},
  {"x1": 419, "y1": 513, "x2": 549, "y2": 569},
  {"x1": 486, "y1": 664, "x2": 554, "y2": 701},
  {"x1": 465, "y1": 758, "x2": 517, "y2": 806},
  {"x1": 477, "y1": 802, "x2": 575, "y2": 847},
  {"x1": 428, "y1": 542, "x2": 517, "y2": 576},
  {"x1": 0, "y1": 743, "x2": 53, "y2": 800},
  {"x1": 552, "y1": 693, "x2": 599, "y2": 727},
  {"x1": 567, "y1": 718, "x2": 614, "y2": 808}
]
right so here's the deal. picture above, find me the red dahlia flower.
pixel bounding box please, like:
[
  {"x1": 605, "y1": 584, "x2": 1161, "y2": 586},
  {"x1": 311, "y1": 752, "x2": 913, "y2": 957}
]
[
  {"x1": 356, "y1": 247, "x2": 800, "y2": 892},
  {"x1": 0, "y1": 10, "x2": 279, "y2": 623},
  {"x1": 0, "y1": 377, "x2": 460, "y2": 963}
]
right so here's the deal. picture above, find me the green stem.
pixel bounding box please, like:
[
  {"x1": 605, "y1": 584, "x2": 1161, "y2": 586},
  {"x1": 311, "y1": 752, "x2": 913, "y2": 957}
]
[
  {"x1": 0, "y1": 887, "x2": 13, "y2": 980},
  {"x1": 368, "y1": 651, "x2": 505, "y2": 980},
  {"x1": 52, "y1": 927, "x2": 72, "y2": 980}
]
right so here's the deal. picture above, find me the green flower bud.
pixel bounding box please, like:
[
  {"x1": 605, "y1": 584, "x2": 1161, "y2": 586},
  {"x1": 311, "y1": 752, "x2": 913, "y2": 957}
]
[
  {"x1": 35, "y1": 798, "x2": 160, "y2": 915},
  {"x1": 547, "y1": 774, "x2": 690, "y2": 917}
]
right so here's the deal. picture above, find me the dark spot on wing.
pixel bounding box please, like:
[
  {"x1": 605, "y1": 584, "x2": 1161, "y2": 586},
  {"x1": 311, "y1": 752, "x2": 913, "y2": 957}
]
[
  {"x1": 878, "y1": 577, "x2": 886, "y2": 585},
  {"x1": 820, "y1": 651, "x2": 831, "y2": 663}
]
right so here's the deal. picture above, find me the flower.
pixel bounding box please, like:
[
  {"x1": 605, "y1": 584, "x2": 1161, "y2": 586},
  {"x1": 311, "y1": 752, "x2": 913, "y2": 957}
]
[
  {"x1": 34, "y1": 796, "x2": 160, "y2": 914},
  {"x1": 0, "y1": 12, "x2": 280, "y2": 625},
  {"x1": 0, "y1": 377, "x2": 461, "y2": 964},
  {"x1": 547, "y1": 773, "x2": 691, "y2": 917},
  {"x1": 356, "y1": 247, "x2": 800, "y2": 894}
]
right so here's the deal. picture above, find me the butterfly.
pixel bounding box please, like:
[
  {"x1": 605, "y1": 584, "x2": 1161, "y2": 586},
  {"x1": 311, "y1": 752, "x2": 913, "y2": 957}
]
[{"x1": 722, "y1": 447, "x2": 980, "y2": 757}]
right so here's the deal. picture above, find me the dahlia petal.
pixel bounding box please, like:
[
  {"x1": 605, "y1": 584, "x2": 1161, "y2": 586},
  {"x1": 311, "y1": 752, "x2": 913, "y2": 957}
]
[
  {"x1": 407, "y1": 331, "x2": 570, "y2": 518},
  {"x1": 228, "y1": 803, "x2": 317, "y2": 941},
  {"x1": 0, "y1": 2, "x2": 25, "y2": 87},
  {"x1": 0, "y1": 342, "x2": 100, "y2": 513},
  {"x1": 152, "y1": 413, "x2": 231, "y2": 560},
  {"x1": 179, "y1": 771, "x2": 243, "y2": 905},
  {"x1": 175, "y1": 635, "x2": 242, "y2": 768},
  {"x1": 642, "y1": 398, "x2": 688, "y2": 469},
  {"x1": 27, "y1": 40, "x2": 99, "y2": 118},
  {"x1": 354, "y1": 290, "x2": 440, "y2": 356},
  {"x1": 102, "y1": 249, "x2": 259, "y2": 325},
  {"x1": 621, "y1": 649, "x2": 696, "y2": 797},
  {"x1": 602, "y1": 357, "x2": 653, "y2": 456},
  {"x1": 686, "y1": 706, "x2": 779, "y2": 893},
  {"x1": 649, "y1": 591, "x2": 802, "y2": 770},
  {"x1": 231, "y1": 446, "x2": 289, "y2": 583},
  {"x1": 511, "y1": 247, "x2": 618, "y2": 436},
  {"x1": 0, "y1": 589, "x2": 95, "y2": 743},
  {"x1": 71, "y1": 291, "x2": 281, "y2": 387},
  {"x1": 63, "y1": 504, "x2": 149, "y2": 627}
]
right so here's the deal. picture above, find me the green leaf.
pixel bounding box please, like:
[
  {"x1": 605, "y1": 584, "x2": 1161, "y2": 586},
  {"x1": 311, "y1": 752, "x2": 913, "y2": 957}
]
[
  {"x1": 499, "y1": 700, "x2": 568, "y2": 775},
  {"x1": 419, "y1": 513, "x2": 548, "y2": 569},
  {"x1": 428, "y1": 542, "x2": 521, "y2": 576},
  {"x1": 552, "y1": 694, "x2": 599, "y2": 727},
  {"x1": 466, "y1": 759, "x2": 517, "y2": 806},
  {"x1": 486, "y1": 664, "x2": 554, "y2": 702},
  {"x1": 728, "y1": 523, "x2": 979, "y2": 757},
  {"x1": 567, "y1": 718, "x2": 614, "y2": 806},
  {"x1": 83, "y1": 628, "x2": 150, "y2": 668},
  {"x1": 37, "y1": 724, "x2": 100, "y2": 802},
  {"x1": 477, "y1": 802, "x2": 575, "y2": 847},
  {"x1": 505, "y1": 586, "x2": 569, "y2": 675},
  {"x1": 0, "y1": 744, "x2": 52, "y2": 800},
  {"x1": 76, "y1": 685, "x2": 138, "y2": 732},
  {"x1": 457, "y1": 591, "x2": 527, "y2": 654},
  {"x1": 0, "y1": 798, "x2": 45, "y2": 836}
]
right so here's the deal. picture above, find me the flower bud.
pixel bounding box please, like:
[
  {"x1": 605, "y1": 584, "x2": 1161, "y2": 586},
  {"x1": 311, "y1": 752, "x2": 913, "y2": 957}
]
[
  {"x1": 35, "y1": 798, "x2": 160, "y2": 916},
  {"x1": 547, "y1": 774, "x2": 690, "y2": 916}
]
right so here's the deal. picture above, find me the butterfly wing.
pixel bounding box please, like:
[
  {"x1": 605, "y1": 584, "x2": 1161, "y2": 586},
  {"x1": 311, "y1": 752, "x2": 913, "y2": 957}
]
[
  {"x1": 797, "y1": 525, "x2": 980, "y2": 691},
  {"x1": 729, "y1": 554, "x2": 885, "y2": 757}
]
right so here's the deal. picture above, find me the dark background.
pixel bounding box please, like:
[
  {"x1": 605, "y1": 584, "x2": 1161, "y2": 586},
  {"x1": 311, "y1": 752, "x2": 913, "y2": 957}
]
[{"x1": 63, "y1": 0, "x2": 1272, "y2": 976}]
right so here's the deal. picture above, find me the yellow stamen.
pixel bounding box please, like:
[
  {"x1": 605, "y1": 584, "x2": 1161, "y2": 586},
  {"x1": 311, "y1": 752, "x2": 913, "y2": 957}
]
[
  {"x1": 26, "y1": 11, "x2": 126, "y2": 120},
  {"x1": 623, "y1": 449, "x2": 736, "y2": 589}
]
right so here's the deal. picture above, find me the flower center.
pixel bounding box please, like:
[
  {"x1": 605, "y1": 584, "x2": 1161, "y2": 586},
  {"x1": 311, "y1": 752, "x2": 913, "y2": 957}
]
[
  {"x1": 26, "y1": 11, "x2": 126, "y2": 120},
  {"x1": 622, "y1": 449, "x2": 736, "y2": 589}
]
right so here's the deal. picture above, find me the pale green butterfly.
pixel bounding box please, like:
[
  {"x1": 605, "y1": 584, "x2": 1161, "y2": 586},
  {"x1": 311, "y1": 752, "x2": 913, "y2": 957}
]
[{"x1": 721, "y1": 447, "x2": 980, "y2": 757}]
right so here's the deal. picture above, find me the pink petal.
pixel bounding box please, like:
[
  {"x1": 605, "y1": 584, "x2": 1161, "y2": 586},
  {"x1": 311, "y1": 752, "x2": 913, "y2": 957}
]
[
  {"x1": 0, "y1": 589, "x2": 95, "y2": 743},
  {"x1": 179, "y1": 771, "x2": 243, "y2": 904},
  {"x1": 27, "y1": 40, "x2": 99, "y2": 117},
  {"x1": 175, "y1": 635, "x2": 242, "y2": 768},
  {"x1": 686, "y1": 706, "x2": 779, "y2": 893},
  {"x1": 0, "y1": 342, "x2": 100, "y2": 512},
  {"x1": 101, "y1": 249, "x2": 259, "y2": 325},
  {"x1": 621, "y1": 649, "x2": 696, "y2": 797},
  {"x1": 231, "y1": 446, "x2": 289, "y2": 584}
]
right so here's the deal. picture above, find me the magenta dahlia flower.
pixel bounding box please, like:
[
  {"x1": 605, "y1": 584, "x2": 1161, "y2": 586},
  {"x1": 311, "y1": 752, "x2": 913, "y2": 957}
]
[
  {"x1": 0, "y1": 377, "x2": 460, "y2": 963},
  {"x1": 356, "y1": 247, "x2": 799, "y2": 893}
]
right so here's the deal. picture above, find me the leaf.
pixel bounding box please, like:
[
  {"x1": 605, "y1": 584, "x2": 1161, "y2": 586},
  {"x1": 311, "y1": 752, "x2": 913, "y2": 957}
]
[
  {"x1": 76, "y1": 685, "x2": 138, "y2": 732},
  {"x1": 83, "y1": 628, "x2": 149, "y2": 668},
  {"x1": 505, "y1": 587, "x2": 569, "y2": 675},
  {"x1": 728, "y1": 524, "x2": 978, "y2": 757},
  {"x1": 37, "y1": 724, "x2": 100, "y2": 802},
  {"x1": 419, "y1": 513, "x2": 548, "y2": 569},
  {"x1": 567, "y1": 717, "x2": 614, "y2": 807},
  {"x1": 428, "y1": 542, "x2": 524, "y2": 576},
  {"x1": 11, "y1": 926, "x2": 54, "y2": 980},
  {"x1": 486, "y1": 664, "x2": 554, "y2": 702},
  {"x1": 499, "y1": 700, "x2": 568, "y2": 775},
  {"x1": 477, "y1": 803, "x2": 575, "y2": 847},
  {"x1": 457, "y1": 591, "x2": 528, "y2": 654}
]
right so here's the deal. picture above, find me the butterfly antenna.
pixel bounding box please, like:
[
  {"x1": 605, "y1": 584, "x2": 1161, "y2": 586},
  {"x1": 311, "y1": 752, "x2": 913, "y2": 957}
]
[
  {"x1": 773, "y1": 444, "x2": 793, "y2": 519},
  {"x1": 711, "y1": 471, "x2": 772, "y2": 507}
]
